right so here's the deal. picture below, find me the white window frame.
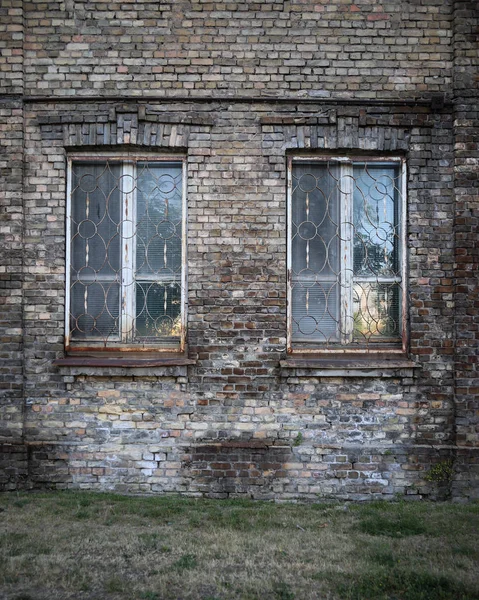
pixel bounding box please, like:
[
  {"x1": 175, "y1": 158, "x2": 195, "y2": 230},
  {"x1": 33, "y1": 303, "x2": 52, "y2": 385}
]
[
  {"x1": 65, "y1": 153, "x2": 187, "y2": 353},
  {"x1": 287, "y1": 154, "x2": 407, "y2": 354}
]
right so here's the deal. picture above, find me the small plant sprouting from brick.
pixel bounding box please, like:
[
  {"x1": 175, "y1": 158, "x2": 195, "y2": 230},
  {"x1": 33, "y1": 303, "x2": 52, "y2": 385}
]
[
  {"x1": 293, "y1": 432, "x2": 303, "y2": 447},
  {"x1": 424, "y1": 460, "x2": 454, "y2": 483}
]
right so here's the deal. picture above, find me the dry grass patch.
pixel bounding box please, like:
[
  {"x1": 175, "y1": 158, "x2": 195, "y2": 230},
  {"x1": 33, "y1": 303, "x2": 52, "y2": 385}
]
[{"x1": 0, "y1": 492, "x2": 478, "y2": 600}]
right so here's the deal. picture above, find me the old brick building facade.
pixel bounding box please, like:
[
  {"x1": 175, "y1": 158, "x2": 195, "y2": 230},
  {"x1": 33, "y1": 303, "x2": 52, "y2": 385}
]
[{"x1": 1, "y1": 0, "x2": 478, "y2": 500}]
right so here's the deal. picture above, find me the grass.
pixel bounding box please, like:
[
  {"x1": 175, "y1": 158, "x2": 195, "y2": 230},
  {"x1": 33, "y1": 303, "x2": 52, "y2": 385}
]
[{"x1": 0, "y1": 493, "x2": 478, "y2": 600}]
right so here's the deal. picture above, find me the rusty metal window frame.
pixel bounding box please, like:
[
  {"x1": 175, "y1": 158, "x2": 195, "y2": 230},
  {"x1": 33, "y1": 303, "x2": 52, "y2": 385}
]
[
  {"x1": 65, "y1": 152, "x2": 187, "y2": 353},
  {"x1": 287, "y1": 155, "x2": 407, "y2": 354}
]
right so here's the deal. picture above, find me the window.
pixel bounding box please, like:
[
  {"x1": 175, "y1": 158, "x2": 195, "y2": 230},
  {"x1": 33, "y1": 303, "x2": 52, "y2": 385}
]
[
  {"x1": 66, "y1": 155, "x2": 186, "y2": 352},
  {"x1": 287, "y1": 156, "x2": 406, "y2": 351}
]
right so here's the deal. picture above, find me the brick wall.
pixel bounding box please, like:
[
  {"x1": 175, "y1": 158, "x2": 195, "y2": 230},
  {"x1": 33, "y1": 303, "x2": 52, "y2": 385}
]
[
  {"x1": 22, "y1": 0, "x2": 452, "y2": 100},
  {"x1": 0, "y1": 0, "x2": 25, "y2": 478},
  {"x1": 0, "y1": 0, "x2": 23, "y2": 96},
  {"x1": 0, "y1": 0, "x2": 478, "y2": 500},
  {"x1": 452, "y1": 0, "x2": 479, "y2": 499}
]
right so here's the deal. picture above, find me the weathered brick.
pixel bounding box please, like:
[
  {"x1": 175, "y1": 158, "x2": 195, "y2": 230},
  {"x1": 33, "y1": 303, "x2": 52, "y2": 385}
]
[{"x1": 0, "y1": 0, "x2": 477, "y2": 501}]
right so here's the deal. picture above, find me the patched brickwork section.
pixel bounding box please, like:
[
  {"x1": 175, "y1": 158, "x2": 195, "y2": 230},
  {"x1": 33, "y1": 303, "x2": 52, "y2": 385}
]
[
  {"x1": 0, "y1": 0, "x2": 478, "y2": 500},
  {"x1": 184, "y1": 442, "x2": 292, "y2": 499},
  {"x1": 183, "y1": 443, "x2": 455, "y2": 501}
]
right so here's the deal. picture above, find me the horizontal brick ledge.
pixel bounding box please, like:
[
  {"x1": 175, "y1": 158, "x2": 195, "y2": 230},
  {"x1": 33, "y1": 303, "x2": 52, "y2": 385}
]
[
  {"x1": 53, "y1": 357, "x2": 196, "y2": 368},
  {"x1": 280, "y1": 358, "x2": 417, "y2": 370},
  {"x1": 279, "y1": 357, "x2": 418, "y2": 378}
]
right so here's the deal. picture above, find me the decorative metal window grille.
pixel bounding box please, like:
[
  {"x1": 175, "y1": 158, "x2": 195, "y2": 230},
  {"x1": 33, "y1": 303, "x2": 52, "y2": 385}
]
[
  {"x1": 287, "y1": 157, "x2": 406, "y2": 350},
  {"x1": 66, "y1": 157, "x2": 186, "y2": 350}
]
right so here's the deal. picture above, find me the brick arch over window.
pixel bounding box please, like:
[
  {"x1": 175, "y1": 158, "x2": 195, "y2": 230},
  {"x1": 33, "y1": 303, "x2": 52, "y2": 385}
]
[
  {"x1": 260, "y1": 110, "x2": 415, "y2": 153},
  {"x1": 37, "y1": 104, "x2": 215, "y2": 148}
]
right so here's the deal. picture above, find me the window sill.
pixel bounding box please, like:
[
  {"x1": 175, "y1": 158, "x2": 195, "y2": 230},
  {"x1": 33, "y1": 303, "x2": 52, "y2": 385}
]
[
  {"x1": 53, "y1": 356, "x2": 195, "y2": 377},
  {"x1": 279, "y1": 355, "x2": 417, "y2": 378}
]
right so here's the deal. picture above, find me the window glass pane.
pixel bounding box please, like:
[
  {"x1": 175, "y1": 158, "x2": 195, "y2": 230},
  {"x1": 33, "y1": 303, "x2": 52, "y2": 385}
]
[
  {"x1": 70, "y1": 281, "x2": 120, "y2": 339},
  {"x1": 135, "y1": 281, "x2": 181, "y2": 338},
  {"x1": 70, "y1": 162, "x2": 121, "y2": 340},
  {"x1": 71, "y1": 162, "x2": 121, "y2": 275},
  {"x1": 353, "y1": 164, "x2": 400, "y2": 277},
  {"x1": 291, "y1": 162, "x2": 340, "y2": 277},
  {"x1": 292, "y1": 282, "x2": 340, "y2": 342},
  {"x1": 135, "y1": 162, "x2": 183, "y2": 278},
  {"x1": 291, "y1": 162, "x2": 340, "y2": 343},
  {"x1": 353, "y1": 282, "x2": 400, "y2": 341}
]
